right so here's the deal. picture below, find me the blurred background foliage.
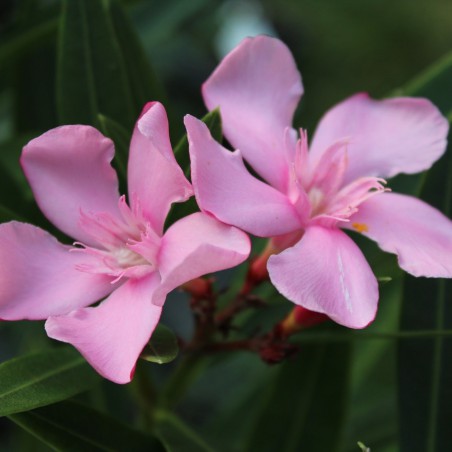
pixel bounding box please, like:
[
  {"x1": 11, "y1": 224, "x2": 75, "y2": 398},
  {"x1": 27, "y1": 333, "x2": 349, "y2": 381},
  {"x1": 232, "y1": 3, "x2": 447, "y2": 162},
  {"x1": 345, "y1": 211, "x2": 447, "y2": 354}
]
[{"x1": 0, "y1": 0, "x2": 451, "y2": 451}]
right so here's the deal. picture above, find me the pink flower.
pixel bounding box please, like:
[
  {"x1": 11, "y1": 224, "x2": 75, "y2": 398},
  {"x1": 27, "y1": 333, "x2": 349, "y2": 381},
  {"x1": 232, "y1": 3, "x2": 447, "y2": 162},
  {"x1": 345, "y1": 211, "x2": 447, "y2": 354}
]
[
  {"x1": 0, "y1": 102, "x2": 250, "y2": 383},
  {"x1": 185, "y1": 35, "x2": 452, "y2": 329}
]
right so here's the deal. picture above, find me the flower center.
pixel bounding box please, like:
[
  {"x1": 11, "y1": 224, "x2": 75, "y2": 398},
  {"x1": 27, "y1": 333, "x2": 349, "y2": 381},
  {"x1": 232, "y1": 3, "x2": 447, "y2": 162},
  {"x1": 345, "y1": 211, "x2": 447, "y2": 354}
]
[
  {"x1": 72, "y1": 195, "x2": 160, "y2": 283},
  {"x1": 290, "y1": 131, "x2": 389, "y2": 227}
]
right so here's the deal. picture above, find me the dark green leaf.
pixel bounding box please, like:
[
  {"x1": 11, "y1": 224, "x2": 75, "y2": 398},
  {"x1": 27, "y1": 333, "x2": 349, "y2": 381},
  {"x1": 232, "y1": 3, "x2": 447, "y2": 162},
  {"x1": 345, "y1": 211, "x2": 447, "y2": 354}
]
[
  {"x1": 13, "y1": 44, "x2": 59, "y2": 134},
  {"x1": 390, "y1": 51, "x2": 452, "y2": 196},
  {"x1": 0, "y1": 145, "x2": 32, "y2": 222},
  {"x1": 0, "y1": 348, "x2": 100, "y2": 416},
  {"x1": 177, "y1": 352, "x2": 278, "y2": 451},
  {"x1": 107, "y1": 1, "x2": 165, "y2": 109},
  {"x1": 9, "y1": 401, "x2": 165, "y2": 452},
  {"x1": 0, "y1": 18, "x2": 57, "y2": 67},
  {"x1": 154, "y1": 410, "x2": 214, "y2": 452},
  {"x1": 397, "y1": 51, "x2": 452, "y2": 115},
  {"x1": 0, "y1": 134, "x2": 36, "y2": 194},
  {"x1": 57, "y1": 0, "x2": 163, "y2": 129},
  {"x1": 398, "y1": 130, "x2": 452, "y2": 451},
  {"x1": 246, "y1": 341, "x2": 351, "y2": 452},
  {"x1": 0, "y1": 203, "x2": 22, "y2": 223},
  {"x1": 141, "y1": 0, "x2": 216, "y2": 48},
  {"x1": 97, "y1": 113, "x2": 130, "y2": 185},
  {"x1": 140, "y1": 325, "x2": 179, "y2": 365}
]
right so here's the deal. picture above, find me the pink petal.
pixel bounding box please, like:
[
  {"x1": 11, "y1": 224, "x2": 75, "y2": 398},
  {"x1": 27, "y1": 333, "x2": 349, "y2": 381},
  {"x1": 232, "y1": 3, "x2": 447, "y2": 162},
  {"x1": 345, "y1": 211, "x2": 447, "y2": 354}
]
[
  {"x1": 185, "y1": 115, "x2": 303, "y2": 237},
  {"x1": 0, "y1": 222, "x2": 115, "y2": 321},
  {"x1": 203, "y1": 35, "x2": 303, "y2": 191},
  {"x1": 309, "y1": 93, "x2": 449, "y2": 183},
  {"x1": 268, "y1": 226, "x2": 379, "y2": 328},
  {"x1": 345, "y1": 192, "x2": 452, "y2": 277},
  {"x1": 22, "y1": 126, "x2": 122, "y2": 246},
  {"x1": 128, "y1": 102, "x2": 193, "y2": 234},
  {"x1": 157, "y1": 212, "x2": 250, "y2": 301},
  {"x1": 45, "y1": 274, "x2": 162, "y2": 384}
]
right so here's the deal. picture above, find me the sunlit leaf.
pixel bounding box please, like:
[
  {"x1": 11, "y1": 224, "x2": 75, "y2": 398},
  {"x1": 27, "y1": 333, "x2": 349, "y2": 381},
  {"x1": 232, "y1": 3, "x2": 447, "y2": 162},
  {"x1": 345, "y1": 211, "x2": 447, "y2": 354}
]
[
  {"x1": 9, "y1": 401, "x2": 165, "y2": 451},
  {"x1": 0, "y1": 348, "x2": 100, "y2": 417}
]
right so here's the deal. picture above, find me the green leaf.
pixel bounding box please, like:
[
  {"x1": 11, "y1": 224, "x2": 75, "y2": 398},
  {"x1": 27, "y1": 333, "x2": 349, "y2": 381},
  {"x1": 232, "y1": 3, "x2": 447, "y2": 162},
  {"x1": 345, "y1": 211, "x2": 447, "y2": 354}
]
[
  {"x1": 0, "y1": 203, "x2": 23, "y2": 223},
  {"x1": 9, "y1": 401, "x2": 166, "y2": 452},
  {"x1": 154, "y1": 410, "x2": 215, "y2": 452},
  {"x1": 246, "y1": 341, "x2": 351, "y2": 452},
  {"x1": 140, "y1": 325, "x2": 179, "y2": 365},
  {"x1": 397, "y1": 131, "x2": 452, "y2": 451},
  {"x1": 0, "y1": 17, "x2": 57, "y2": 67},
  {"x1": 0, "y1": 348, "x2": 100, "y2": 417},
  {"x1": 390, "y1": 51, "x2": 452, "y2": 196},
  {"x1": 57, "y1": 0, "x2": 163, "y2": 129},
  {"x1": 0, "y1": 135, "x2": 73, "y2": 231},
  {"x1": 397, "y1": 51, "x2": 452, "y2": 115},
  {"x1": 97, "y1": 113, "x2": 130, "y2": 184},
  {"x1": 388, "y1": 53, "x2": 452, "y2": 452}
]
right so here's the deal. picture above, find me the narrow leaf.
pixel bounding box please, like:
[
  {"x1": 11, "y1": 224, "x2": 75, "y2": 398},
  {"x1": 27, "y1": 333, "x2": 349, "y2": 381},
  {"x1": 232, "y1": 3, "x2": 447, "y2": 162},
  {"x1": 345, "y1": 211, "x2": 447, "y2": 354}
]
[
  {"x1": 397, "y1": 51, "x2": 452, "y2": 115},
  {"x1": 390, "y1": 51, "x2": 452, "y2": 195},
  {"x1": 397, "y1": 129, "x2": 452, "y2": 451},
  {"x1": 140, "y1": 325, "x2": 179, "y2": 365},
  {"x1": 154, "y1": 410, "x2": 215, "y2": 452},
  {"x1": 246, "y1": 341, "x2": 351, "y2": 452},
  {"x1": 0, "y1": 203, "x2": 23, "y2": 223},
  {"x1": 0, "y1": 348, "x2": 100, "y2": 417},
  {"x1": 57, "y1": 0, "x2": 163, "y2": 129},
  {"x1": 0, "y1": 17, "x2": 57, "y2": 67},
  {"x1": 97, "y1": 113, "x2": 130, "y2": 185},
  {"x1": 9, "y1": 401, "x2": 165, "y2": 452}
]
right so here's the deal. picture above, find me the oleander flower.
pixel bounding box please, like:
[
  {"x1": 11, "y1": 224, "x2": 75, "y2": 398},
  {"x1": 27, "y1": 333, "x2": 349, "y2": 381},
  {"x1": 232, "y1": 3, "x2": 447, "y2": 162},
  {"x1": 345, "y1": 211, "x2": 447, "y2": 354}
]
[
  {"x1": 185, "y1": 35, "x2": 452, "y2": 329},
  {"x1": 0, "y1": 102, "x2": 250, "y2": 383}
]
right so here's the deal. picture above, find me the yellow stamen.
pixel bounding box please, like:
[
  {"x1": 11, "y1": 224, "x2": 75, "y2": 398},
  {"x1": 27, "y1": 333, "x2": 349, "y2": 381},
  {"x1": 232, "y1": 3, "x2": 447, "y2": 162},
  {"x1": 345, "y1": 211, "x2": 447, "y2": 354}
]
[{"x1": 352, "y1": 222, "x2": 369, "y2": 233}]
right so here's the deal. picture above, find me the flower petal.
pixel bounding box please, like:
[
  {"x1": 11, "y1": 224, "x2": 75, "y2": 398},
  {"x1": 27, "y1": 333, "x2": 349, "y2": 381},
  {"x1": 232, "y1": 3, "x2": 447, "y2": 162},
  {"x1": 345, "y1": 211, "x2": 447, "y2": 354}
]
[
  {"x1": 185, "y1": 115, "x2": 303, "y2": 237},
  {"x1": 128, "y1": 102, "x2": 193, "y2": 234},
  {"x1": 309, "y1": 93, "x2": 449, "y2": 183},
  {"x1": 203, "y1": 35, "x2": 303, "y2": 190},
  {"x1": 0, "y1": 222, "x2": 115, "y2": 321},
  {"x1": 45, "y1": 274, "x2": 162, "y2": 384},
  {"x1": 22, "y1": 126, "x2": 121, "y2": 245},
  {"x1": 268, "y1": 226, "x2": 379, "y2": 328},
  {"x1": 157, "y1": 212, "x2": 250, "y2": 301},
  {"x1": 345, "y1": 192, "x2": 452, "y2": 277}
]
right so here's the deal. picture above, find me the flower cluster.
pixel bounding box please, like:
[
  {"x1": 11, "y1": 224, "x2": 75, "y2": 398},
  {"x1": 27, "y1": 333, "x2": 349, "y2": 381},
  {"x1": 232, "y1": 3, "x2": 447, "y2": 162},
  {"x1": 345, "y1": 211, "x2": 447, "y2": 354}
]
[{"x1": 1, "y1": 36, "x2": 451, "y2": 382}]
